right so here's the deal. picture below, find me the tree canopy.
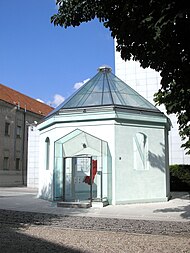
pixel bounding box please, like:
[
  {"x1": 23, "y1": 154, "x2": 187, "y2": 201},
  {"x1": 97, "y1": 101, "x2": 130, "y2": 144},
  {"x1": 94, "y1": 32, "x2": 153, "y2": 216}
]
[{"x1": 52, "y1": 0, "x2": 190, "y2": 153}]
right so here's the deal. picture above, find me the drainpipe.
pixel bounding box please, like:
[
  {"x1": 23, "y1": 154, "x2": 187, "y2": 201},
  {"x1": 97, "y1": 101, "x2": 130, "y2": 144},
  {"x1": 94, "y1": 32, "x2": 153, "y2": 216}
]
[{"x1": 22, "y1": 105, "x2": 26, "y2": 185}]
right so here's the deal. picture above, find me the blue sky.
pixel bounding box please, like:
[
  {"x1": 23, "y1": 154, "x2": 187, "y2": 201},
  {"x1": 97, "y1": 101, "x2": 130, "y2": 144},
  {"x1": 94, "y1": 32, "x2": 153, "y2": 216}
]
[{"x1": 0, "y1": 0, "x2": 114, "y2": 107}]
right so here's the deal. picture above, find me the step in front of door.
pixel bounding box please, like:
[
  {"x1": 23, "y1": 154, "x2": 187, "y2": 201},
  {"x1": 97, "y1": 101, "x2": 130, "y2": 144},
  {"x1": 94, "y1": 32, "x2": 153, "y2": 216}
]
[{"x1": 57, "y1": 201, "x2": 91, "y2": 208}]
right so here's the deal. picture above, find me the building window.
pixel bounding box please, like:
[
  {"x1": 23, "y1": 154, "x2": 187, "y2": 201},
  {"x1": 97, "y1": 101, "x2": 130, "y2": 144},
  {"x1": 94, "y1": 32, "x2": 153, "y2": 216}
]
[
  {"x1": 3, "y1": 157, "x2": 9, "y2": 170},
  {"x1": 45, "y1": 137, "x2": 50, "y2": 170},
  {"x1": 16, "y1": 126, "x2": 22, "y2": 138},
  {"x1": 16, "y1": 158, "x2": 20, "y2": 171},
  {"x1": 5, "y1": 122, "x2": 10, "y2": 136},
  {"x1": 133, "y1": 132, "x2": 148, "y2": 170}
]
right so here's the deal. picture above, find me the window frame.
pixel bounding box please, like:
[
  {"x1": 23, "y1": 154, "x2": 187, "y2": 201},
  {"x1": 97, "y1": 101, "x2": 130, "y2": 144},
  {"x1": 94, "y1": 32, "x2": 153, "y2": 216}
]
[
  {"x1": 3, "y1": 157, "x2": 9, "y2": 170},
  {"x1": 45, "y1": 137, "x2": 50, "y2": 170},
  {"x1": 5, "y1": 122, "x2": 10, "y2": 136},
  {"x1": 16, "y1": 158, "x2": 20, "y2": 171},
  {"x1": 16, "y1": 125, "x2": 22, "y2": 138}
]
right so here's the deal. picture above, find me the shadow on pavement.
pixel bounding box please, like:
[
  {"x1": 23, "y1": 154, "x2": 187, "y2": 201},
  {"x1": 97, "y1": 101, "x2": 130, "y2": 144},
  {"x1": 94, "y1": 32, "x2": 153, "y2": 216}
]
[
  {"x1": 153, "y1": 192, "x2": 190, "y2": 220},
  {"x1": 153, "y1": 205, "x2": 190, "y2": 219},
  {"x1": 0, "y1": 209, "x2": 83, "y2": 253}
]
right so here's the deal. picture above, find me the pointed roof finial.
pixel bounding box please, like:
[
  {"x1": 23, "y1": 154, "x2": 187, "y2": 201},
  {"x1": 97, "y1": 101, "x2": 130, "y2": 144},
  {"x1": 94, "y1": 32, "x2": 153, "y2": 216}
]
[{"x1": 98, "y1": 65, "x2": 112, "y2": 73}]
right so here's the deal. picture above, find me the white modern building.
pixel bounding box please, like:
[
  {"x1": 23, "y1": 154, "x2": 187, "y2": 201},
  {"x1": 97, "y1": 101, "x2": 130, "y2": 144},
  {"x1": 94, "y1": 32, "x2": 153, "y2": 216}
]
[
  {"x1": 27, "y1": 126, "x2": 40, "y2": 188},
  {"x1": 115, "y1": 49, "x2": 190, "y2": 165},
  {"x1": 37, "y1": 66, "x2": 171, "y2": 206}
]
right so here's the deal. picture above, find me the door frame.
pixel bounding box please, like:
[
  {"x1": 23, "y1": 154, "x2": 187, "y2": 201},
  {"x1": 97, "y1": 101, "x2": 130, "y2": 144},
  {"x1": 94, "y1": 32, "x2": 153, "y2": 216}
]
[{"x1": 63, "y1": 155, "x2": 93, "y2": 203}]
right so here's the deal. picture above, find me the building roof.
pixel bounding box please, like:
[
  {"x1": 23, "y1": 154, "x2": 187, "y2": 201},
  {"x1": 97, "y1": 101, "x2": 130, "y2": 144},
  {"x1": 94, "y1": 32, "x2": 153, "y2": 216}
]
[
  {"x1": 0, "y1": 83, "x2": 54, "y2": 116},
  {"x1": 47, "y1": 66, "x2": 160, "y2": 118}
]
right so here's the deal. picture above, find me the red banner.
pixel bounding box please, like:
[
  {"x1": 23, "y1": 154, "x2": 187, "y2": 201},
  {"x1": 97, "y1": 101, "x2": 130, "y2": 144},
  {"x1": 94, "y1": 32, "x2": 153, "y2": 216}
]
[{"x1": 83, "y1": 160, "x2": 97, "y2": 185}]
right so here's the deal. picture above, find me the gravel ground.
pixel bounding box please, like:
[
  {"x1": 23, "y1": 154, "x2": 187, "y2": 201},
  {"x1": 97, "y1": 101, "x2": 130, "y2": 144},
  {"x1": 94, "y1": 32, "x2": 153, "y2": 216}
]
[{"x1": 0, "y1": 209, "x2": 190, "y2": 253}]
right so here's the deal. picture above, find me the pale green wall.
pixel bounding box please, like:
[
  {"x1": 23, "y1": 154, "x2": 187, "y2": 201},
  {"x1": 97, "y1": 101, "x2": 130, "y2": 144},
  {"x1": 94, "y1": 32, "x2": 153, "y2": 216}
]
[{"x1": 114, "y1": 123, "x2": 169, "y2": 203}]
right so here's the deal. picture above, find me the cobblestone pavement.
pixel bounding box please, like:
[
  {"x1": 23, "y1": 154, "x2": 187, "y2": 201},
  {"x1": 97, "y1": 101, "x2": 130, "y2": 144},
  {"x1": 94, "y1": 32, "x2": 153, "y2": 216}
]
[{"x1": 0, "y1": 209, "x2": 190, "y2": 253}]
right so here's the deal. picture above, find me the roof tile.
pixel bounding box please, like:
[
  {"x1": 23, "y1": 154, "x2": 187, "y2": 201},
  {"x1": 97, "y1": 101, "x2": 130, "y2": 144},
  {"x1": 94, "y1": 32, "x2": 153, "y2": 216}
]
[{"x1": 0, "y1": 83, "x2": 54, "y2": 116}]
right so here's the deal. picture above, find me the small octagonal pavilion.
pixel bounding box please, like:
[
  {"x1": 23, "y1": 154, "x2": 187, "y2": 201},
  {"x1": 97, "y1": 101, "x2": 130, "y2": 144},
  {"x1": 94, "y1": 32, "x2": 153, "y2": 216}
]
[{"x1": 37, "y1": 66, "x2": 171, "y2": 205}]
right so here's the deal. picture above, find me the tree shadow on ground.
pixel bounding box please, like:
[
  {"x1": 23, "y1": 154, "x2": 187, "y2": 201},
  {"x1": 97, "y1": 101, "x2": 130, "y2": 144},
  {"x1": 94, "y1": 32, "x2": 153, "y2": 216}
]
[
  {"x1": 153, "y1": 192, "x2": 190, "y2": 220},
  {"x1": 0, "y1": 209, "x2": 84, "y2": 253}
]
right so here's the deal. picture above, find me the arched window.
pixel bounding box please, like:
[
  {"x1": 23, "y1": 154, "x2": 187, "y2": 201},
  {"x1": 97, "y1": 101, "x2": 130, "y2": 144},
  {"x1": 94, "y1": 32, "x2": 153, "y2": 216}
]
[
  {"x1": 133, "y1": 132, "x2": 148, "y2": 170},
  {"x1": 45, "y1": 137, "x2": 50, "y2": 170}
]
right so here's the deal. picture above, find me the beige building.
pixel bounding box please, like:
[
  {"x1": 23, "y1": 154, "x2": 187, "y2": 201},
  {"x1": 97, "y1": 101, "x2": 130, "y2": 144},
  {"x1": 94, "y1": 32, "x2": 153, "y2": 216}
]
[{"x1": 0, "y1": 83, "x2": 53, "y2": 187}]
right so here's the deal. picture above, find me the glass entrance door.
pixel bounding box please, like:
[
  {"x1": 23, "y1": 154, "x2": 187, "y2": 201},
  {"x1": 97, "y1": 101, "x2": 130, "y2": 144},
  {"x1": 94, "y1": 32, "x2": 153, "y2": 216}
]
[
  {"x1": 54, "y1": 129, "x2": 110, "y2": 203},
  {"x1": 64, "y1": 156, "x2": 96, "y2": 202}
]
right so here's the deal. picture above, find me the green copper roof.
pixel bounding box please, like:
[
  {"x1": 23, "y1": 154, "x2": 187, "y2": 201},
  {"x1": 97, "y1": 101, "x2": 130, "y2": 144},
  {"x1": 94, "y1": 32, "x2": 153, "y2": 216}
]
[{"x1": 48, "y1": 66, "x2": 159, "y2": 117}]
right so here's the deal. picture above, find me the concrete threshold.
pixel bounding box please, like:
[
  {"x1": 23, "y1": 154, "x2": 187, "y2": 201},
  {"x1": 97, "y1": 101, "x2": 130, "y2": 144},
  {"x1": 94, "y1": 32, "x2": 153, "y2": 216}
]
[{"x1": 57, "y1": 201, "x2": 91, "y2": 208}]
